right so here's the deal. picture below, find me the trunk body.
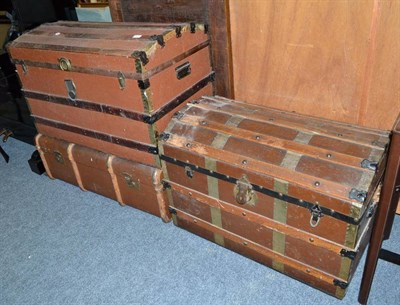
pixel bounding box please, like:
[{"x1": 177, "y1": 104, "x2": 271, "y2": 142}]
[
  {"x1": 159, "y1": 96, "x2": 390, "y2": 298},
  {"x1": 8, "y1": 21, "x2": 214, "y2": 166},
  {"x1": 36, "y1": 134, "x2": 171, "y2": 222}
]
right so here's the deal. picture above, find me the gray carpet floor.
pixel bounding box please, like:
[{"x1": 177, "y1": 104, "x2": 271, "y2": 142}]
[{"x1": 1, "y1": 138, "x2": 399, "y2": 305}]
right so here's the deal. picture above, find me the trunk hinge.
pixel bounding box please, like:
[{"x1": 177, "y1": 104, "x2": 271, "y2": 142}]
[
  {"x1": 174, "y1": 25, "x2": 182, "y2": 38},
  {"x1": 190, "y1": 22, "x2": 196, "y2": 33},
  {"x1": 150, "y1": 34, "x2": 165, "y2": 47}
]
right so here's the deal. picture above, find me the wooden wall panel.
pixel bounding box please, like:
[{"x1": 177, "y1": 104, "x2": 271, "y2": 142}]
[
  {"x1": 230, "y1": 0, "x2": 400, "y2": 130},
  {"x1": 359, "y1": 0, "x2": 400, "y2": 129}
]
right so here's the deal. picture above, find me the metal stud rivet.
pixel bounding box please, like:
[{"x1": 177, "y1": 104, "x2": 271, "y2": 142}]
[
  {"x1": 188, "y1": 192, "x2": 192, "y2": 197},
  {"x1": 314, "y1": 181, "x2": 320, "y2": 187},
  {"x1": 242, "y1": 160, "x2": 248, "y2": 165},
  {"x1": 193, "y1": 219, "x2": 197, "y2": 223},
  {"x1": 242, "y1": 212, "x2": 246, "y2": 216},
  {"x1": 309, "y1": 238, "x2": 314, "y2": 242},
  {"x1": 255, "y1": 135, "x2": 261, "y2": 140},
  {"x1": 306, "y1": 269, "x2": 311, "y2": 273},
  {"x1": 201, "y1": 121, "x2": 207, "y2": 125},
  {"x1": 326, "y1": 153, "x2": 332, "y2": 158},
  {"x1": 243, "y1": 241, "x2": 248, "y2": 246},
  {"x1": 186, "y1": 143, "x2": 192, "y2": 148}
]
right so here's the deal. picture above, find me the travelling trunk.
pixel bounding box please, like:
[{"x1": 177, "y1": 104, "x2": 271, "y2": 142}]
[
  {"x1": 36, "y1": 134, "x2": 170, "y2": 222},
  {"x1": 159, "y1": 96, "x2": 391, "y2": 298},
  {"x1": 7, "y1": 21, "x2": 214, "y2": 166}
]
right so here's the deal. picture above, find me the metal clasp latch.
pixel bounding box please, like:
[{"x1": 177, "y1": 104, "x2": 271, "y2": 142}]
[
  {"x1": 117, "y1": 72, "x2": 126, "y2": 90},
  {"x1": 234, "y1": 176, "x2": 254, "y2": 205},
  {"x1": 64, "y1": 79, "x2": 77, "y2": 100},
  {"x1": 175, "y1": 62, "x2": 191, "y2": 80},
  {"x1": 310, "y1": 204, "x2": 323, "y2": 227},
  {"x1": 184, "y1": 166, "x2": 194, "y2": 179}
]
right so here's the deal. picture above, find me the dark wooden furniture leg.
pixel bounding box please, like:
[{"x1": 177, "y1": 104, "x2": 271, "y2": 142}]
[{"x1": 358, "y1": 115, "x2": 400, "y2": 304}]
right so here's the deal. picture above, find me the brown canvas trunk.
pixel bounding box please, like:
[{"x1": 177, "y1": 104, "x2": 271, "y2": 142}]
[
  {"x1": 158, "y1": 96, "x2": 391, "y2": 298},
  {"x1": 7, "y1": 21, "x2": 214, "y2": 166},
  {"x1": 36, "y1": 134, "x2": 170, "y2": 222}
]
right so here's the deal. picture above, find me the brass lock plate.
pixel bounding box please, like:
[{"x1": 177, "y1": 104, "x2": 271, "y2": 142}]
[
  {"x1": 59, "y1": 58, "x2": 72, "y2": 71},
  {"x1": 233, "y1": 175, "x2": 257, "y2": 205},
  {"x1": 121, "y1": 172, "x2": 140, "y2": 189}
]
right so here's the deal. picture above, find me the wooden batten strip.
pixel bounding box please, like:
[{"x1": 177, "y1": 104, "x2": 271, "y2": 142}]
[
  {"x1": 14, "y1": 33, "x2": 150, "y2": 53},
  {"x1": 25, "y1": 31, "x2": 157, "y2": 43},
  {"x1": 15, "y1": 40, "x2": 210, "y2": 81},
  {"x1": 178, "y1": 115, "x2": 369, "y2": 170},
  {"x1": 29, "y1": 26, "x2": 167, "y2": 38},
  {"x1": 34, "y1": 134, "x2": 53, "y2": 179},
  {"x1": 152, "y1": 170, "x2": 171, "y2": 223},
  {"x1": 198, "y1": 97, "x2": 389, "y2": 143},
  {"x1": 66, "y1": 143, "x2": 85, "y2": 191},
  {"x1": 192, "y1": 101, "x2": 385, "y2": 150},
  {"x1": 207, "y1": 96, "x2": 390, "y2": 136},
  {"x1": 175, "y1": 208, "x2": 343, "y2": 286},
  {"x1": 54, "y1": 21, "x2": 186, "y2": 29},
  {"x1": 166, "y1": 133, "x2": 354, "y2": 201},
  {"x1": 106, "y1": 155, "x2": 124, "y2": 206},
  {"x1": 12, "y1": 42, "x2": 144, "y2": 57}
]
